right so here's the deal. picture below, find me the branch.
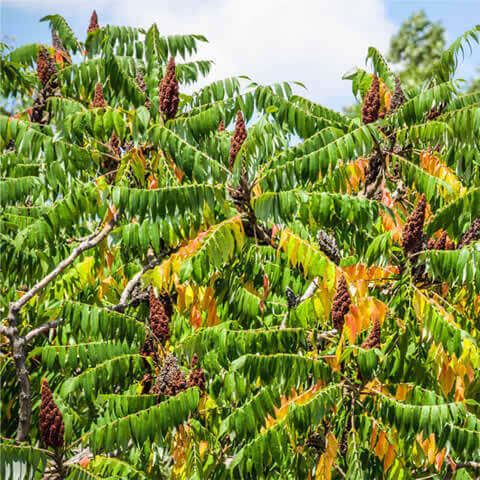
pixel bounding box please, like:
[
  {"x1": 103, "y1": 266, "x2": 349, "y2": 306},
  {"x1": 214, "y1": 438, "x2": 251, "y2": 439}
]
[
  {"x1": 7, "y1": 214, "x2": 118, "y2": 442},
  {"x1": 109, "y1": 258, "x2": 161, "y2": 313},
  {"x1": 24, "y1": 320, "x2": 59, "y2": 343},
  {"x1": 10, "y1": 215, "x2": 118, "y2": 315}
]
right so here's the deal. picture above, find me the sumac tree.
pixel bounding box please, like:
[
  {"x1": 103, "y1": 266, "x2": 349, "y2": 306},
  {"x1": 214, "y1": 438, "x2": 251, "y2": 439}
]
[{"x1": 2, "y1": 10, "x2": 480, "y2": 480}]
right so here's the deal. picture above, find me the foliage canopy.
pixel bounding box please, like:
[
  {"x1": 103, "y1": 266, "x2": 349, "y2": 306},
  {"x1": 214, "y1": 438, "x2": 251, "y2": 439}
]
[{"x1": 2, "y1": 10, "x2": 480, "y2": 480}]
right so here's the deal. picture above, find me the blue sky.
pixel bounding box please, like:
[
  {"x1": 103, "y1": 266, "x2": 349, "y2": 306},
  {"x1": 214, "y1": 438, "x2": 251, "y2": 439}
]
[{"x1": 1, "y1": 0, "x2": 479, "y2": 111}]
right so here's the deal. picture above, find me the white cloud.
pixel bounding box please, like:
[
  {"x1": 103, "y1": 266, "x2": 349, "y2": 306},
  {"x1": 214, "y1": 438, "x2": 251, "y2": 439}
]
[
  {"x1": 6, "y1": 0, "x2": 396, "y2": 110},
  {"x1": 110, "y1": 0, "x2": 396, "y2": 110}
]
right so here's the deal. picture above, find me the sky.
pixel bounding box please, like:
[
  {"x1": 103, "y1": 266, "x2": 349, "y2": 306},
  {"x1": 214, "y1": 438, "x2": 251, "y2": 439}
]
[{"x1": 1, "y1": 0, "x2": 480, "y2": 112}]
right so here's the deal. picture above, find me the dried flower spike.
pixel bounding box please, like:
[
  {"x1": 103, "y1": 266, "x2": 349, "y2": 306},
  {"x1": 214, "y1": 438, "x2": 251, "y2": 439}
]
[
  {"x1": 158, "y1": 57, "x2": 179, "y2": 120},
  {"x1": 362, "y1": 75, "x2": 380, "y2": 124},
  {"x1": 51, "y1": 28, "x2": 64, "y2": 51},
  {"x1": 401, "y1": 194, "x2": 426, "y2": 255},
  {"x1": 229, "y1": 111, "x2": 247, "y2": 169},
  {"x1": 88, "y1": 10, "x2": 99, "y2": 34},
  {"x1": 331, "y1": 276, "x2": 351, "y2": 333},
  {"x1": 153, "y1": 354, "x2": 187, "y2": 397},
  {"x1": 389, "y1": 76, "x2": 406, "y2": 113},
  {"x1": 136, "y1": 70, "x2": 152, "y2": 108},
  {"x1": 109, "y1": 131, "x2": 122, "y2": 157},
  {"x1": 317, "y1": 230, "x2": 340, "y2": 265},
  {"x1": 218, "y1": 120, "x2": 225, "y2": 132},
  {"x1": 39, "y1": 379, "x2": 64, "y2": 449}
]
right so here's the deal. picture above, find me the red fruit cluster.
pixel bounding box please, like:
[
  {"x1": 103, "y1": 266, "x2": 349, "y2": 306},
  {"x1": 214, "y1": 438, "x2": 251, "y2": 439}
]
[
  {"x1": 88, "y1": 10, "x2": 99, "y2": 34},
  {"x1": 401, "y1": 194, "x2": 426, "y2": 255},
  {"x1": 149, "y1": 288, "x2": 171, "y2": 344},
  {"x1": 458, "y1": 218, "x2": 480, "y2": 249},
  {"x1": 229, "y1": 111, "x2": 247, "y2": 169},
  {"x1": 39, "y1": 379, "x2": 64, "y2": 449},
  {"x1": 37, "y1": 46, "x2": 56, "y2": 86},
  {"x1": 389, "y1": 76, "x2": 406, "y2": 113},
  {"x1": 187, "y1": 354, "x2": 206, "y2": 392},
  {"x1": 153, "y1": 354, "x2": 187, "y2": 397},
  {"x1": 331, "y1": 276, "x2": 351, "y2": 333},
  {"x1": 218, "y1": 120, "x2": 225, "y2": 132},
  {"x1": 93, "y1": 82, "x2": 106, "y2": 109},
  {"x1": 158, "y1": 57, "x2": 179, "y2": 120},
  {"x1": 361, "y1": 318, "x2": 381, "y2": 350},
  {"x1": 362, "y1": 75, "x2": 380, "y2": 125}
]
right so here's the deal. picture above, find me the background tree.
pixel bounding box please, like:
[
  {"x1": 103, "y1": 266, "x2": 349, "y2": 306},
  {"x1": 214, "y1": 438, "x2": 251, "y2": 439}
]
[
  {"x1": 2, "y1": 9, "x2": 480, "y2": 480},
  {"x1": 388, "y1": 10, "x2": 446, "y2": 88}
]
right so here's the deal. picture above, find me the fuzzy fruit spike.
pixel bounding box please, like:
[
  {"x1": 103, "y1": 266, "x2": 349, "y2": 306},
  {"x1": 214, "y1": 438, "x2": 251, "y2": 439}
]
[
  {"x1": 109, "y1": 131, "x2": 122, "y2": 157},
  {"x1": 153, "y1": 354, "x2": 187, "y2": 397},
  {"x1": 362, "y1": 75, "x2": 380, "y2": 125},
  {"x1": 92, "y1": 82, "x2": 106, "y2": 109},
  {"x1": 39, "y1": 379, "x2": 64, "y2": 449},
  {"x1": 401, "y1": 194, "x2": 426, "y2": 255},
  {"x1": 88, "y1": 10, "x2": 99, "y2": 34},
  {"x1": 37, "y1": 46, "x2": 56, "y2": 86},
  {"x1": 51, "y1": 28, "x2": 64, "y2": 51},
  {"x1": 229, "y1": 111, "x2": 247, "y2": 169},
  {"x1": 361, "y1": 318, "x2": 381, "y2": 349},
  {"x1": 331, "y1": 276, "x2": 351, "y2": 333},
  {"x1": 458, "y1": 217, "x2": 480, "y2": 249},
  {"x1": 389, "y1": 76, "x2": 406, "y2": 113},
  {"x1": 188, "y1": 354, "x2": 206, "y2": 391},
  {"x1": 427, "y1": 237, "x2": 436, "y2": 250},
  {"x1": 149, "y1": 288, "x2": 171, "y2": 343},
  {"x1": 158, "y1": 57, "x2": 179, "y2": 120},
  {"x1": 218, "y1": 120, "x2": 225, "y2": 132},
  {"x1": 317, "y1": 230, "x2": 340, "y2": 265}
]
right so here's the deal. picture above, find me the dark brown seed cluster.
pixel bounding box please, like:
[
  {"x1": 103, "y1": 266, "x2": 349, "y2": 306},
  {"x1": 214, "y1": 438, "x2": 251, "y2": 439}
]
[
  {"x1": 93, "y1": 82, "x2": 106, "y2": 109},
  {"x1": 153, "y1": 354, "x2": 187, "y2": 397},
  {"x1": 51, "y1": 28, "x2": 64, "y2": 51},
  {"x1": 229, "y1": 111, "x2": 247, "y2": 169},
  {"x1": 88, "y1": 10, "x2": 99, "y2": 34},
  {"x1": 109, "y1": 131, "x2": 122, "y2": 157},
  {"x1": 136, "y1": 70, "x2": 152, "y2": 109},
  {"x1": 140, "y1": 333, "x2": 158, "y2": 364},
  {"x1": 389, "y1": 76, "x2": 406, "y2": 113},
  {"x1": 285, "y1": 287, "x2": 300, "y2": 310},
  {"x1": 39, "y1": 379, "x2": 64, "y2": 449},
  {"x1": 149, "y1": 289, "x2": 171, "y2": 344},
  {"x1": 401, "y1": 194, "x2": 426, "y2": 255},
  {"x1": 187, "y1": 354, "x2": 206, "y2": 392},
  {"x1": 37, "y1": 46, "x2": 56, "y2": 86},
  {"x1": 362, "y1": 75, "x2": 380, "y2": 125},
  {"x1": 317, "y1": 230, "x2": 340, "y2": 265},
  {"x1": 158, "y1": 57, "x2": 179, "y2": 120},
  {"x1": 361, "y1": 318, "x2": 381, "y2": 350},
  {"x1": 218, "y1": 120, "x2": 225, "y2": 132},
  {"x1": 331, "y1": 276, "x2": 351, "y2": 333},
  {"x1": 458, "y1": 218, "x2": 480, "y2": 249},
  {"x1": 140, "y1": 373, "x2": 153, "y2": 394},
  {"x1": 365, "y1": 152, "x2": 383, "y2": 186}
]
